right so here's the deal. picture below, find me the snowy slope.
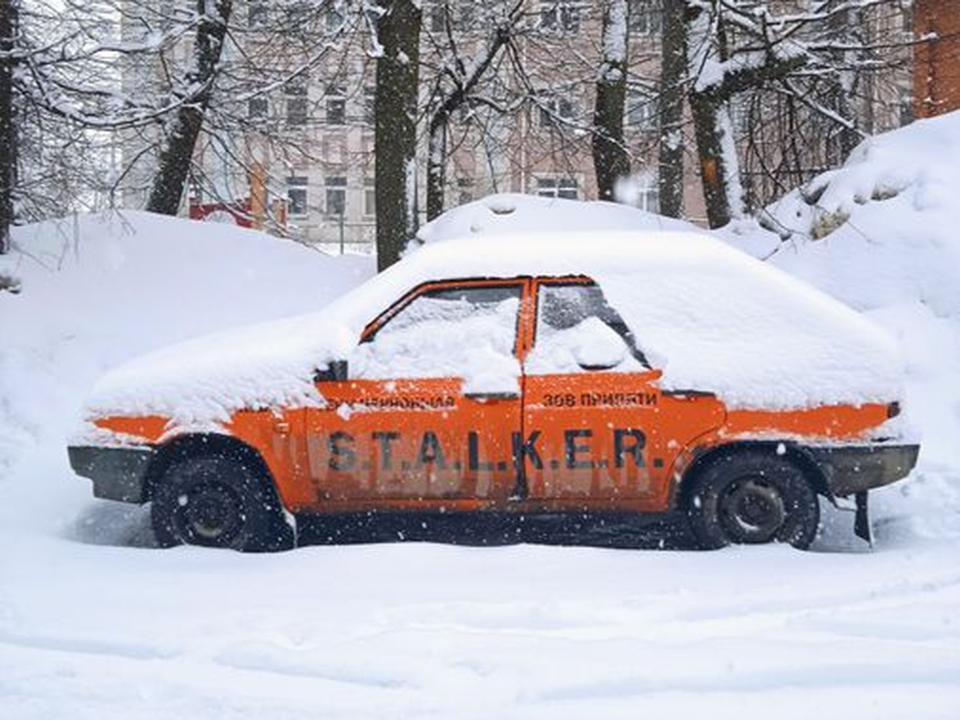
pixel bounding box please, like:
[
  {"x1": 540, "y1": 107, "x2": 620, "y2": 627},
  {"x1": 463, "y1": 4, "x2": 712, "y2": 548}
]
[
  {"x1": 2, "y1": 107, "x2": 960, "y2": 720},
  {"x1": 0, "y1": 210, "x2": 374, "y2": 521}
]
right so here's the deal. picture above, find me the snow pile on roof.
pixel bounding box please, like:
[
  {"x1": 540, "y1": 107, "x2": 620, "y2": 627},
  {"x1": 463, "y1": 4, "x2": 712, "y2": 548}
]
[
  {"x1": 0, "y1": 211, "x2": 373, "y2": 461},
  {"x1": 414, "y1": 193, "x2": 697, "y2": 247},
  {"x1": 83, "y1": 229, "x2": 901, "y2": 425},
  {"x1": 728, "y1": 111, "x2": 960, "y2": 318},
  {"x1": 721, "y1": 111, "x2": 960, "y2": 471}
]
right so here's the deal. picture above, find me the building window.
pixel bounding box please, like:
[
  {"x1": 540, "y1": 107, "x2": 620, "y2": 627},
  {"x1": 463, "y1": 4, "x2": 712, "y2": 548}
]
[
  {"x1": 457, "y1": 177, "x2": 475, "y2": 206},
  {"x1": 325, "y1": 1, "x2": 346, "y2": 33},
  {"x1": 287, "y1": 176, "x2": 309, "y2": 216},
  {"x1": 540, "y1": 0, "x2": 579, "y2": 32},
  {"x1": 539, "y1": 95, "x2": 577, "y2": 127},
  {"x1": 428, "y1": 3, "x2": 448, "y2": 32},
  {"x1": 455, "y1": 0, "x2": 476, "y2": 31},
  {"x1": 536, "y1": 177, "x2": 578, "y2": 200},
  {"x1": 628, "y1": 0, "x2": 662, "y2": 34},
  {"x1": 286, "y1": 98, "x2": 308, "y2": 125},
  {"x1": 285, "y1": 1, "x2": 311, "y2": 27},
  {"x1": 626, "y1": 91, "x2": 658, "y2": 131},
  {"x1": 285, "y1": 73, "x2": 308, "y2": 97},
  {"x1": 633, "y1": 172, "x2": 659, "y2": 213},
  {"x1": 363, "y1": 86, "x2": 376, "y2": 126},
  {"x1": 248, "y1": 96, "x2": 268, "y2": 119},
  {"x1": 899, "y1": 86, "x2": 914, "y2": 126},
  {"x1": 325, "y1": 176, "x2": 347, "y2": 216},
  {"x1": 729, "y1": 96, "x2": 751, "y2": 134},
  {"x1": 285, "y1": 74, "x2": 308, "y2": 126},
  {"x1": 364, "y1": 177, "x2": 376, "y2": 216},
  {"x1": 325, "y1": 85, "x2": 346, "y2": 125},
  {"x1": 248, "y1": 0, "x2": 269, "y2": 28}
]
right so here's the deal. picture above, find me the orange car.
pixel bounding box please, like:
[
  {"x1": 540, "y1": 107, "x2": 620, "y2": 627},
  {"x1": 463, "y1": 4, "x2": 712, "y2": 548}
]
[{"x1": 68, "y1": 232, "x2": 918, "y2": 551}]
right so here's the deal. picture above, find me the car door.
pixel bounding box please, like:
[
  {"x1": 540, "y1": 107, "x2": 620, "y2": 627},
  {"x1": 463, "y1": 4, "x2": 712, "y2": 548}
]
[
  {"x1": 520, "y1": 278, "x2": 725, "y2": 512},
  {"x1": 298, "y1": 278, "x2": 530, "y2": 511}
]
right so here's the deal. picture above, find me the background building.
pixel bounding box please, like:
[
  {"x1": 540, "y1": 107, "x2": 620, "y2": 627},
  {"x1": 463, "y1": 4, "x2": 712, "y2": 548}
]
[{"x1": 120, "y1": 0, "x2": 916, "y2": 252}]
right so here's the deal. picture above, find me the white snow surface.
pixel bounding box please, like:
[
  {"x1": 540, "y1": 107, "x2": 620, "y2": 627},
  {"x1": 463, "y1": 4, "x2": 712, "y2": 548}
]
[
  {"x1": 84, "y1": 226, "x2": 902, "y2": 425},
  {"x1": 414, "y1": 192, "x2": 697, "y2": 244},
  {"x1": 2, "y1": 113, "x2": 960, "y2": 720}
]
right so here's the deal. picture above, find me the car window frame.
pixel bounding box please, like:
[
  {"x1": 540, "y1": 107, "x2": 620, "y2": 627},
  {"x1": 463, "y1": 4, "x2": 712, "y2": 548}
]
[
  {"x1": 531, "y1": 276, "x2": 651, "y2": 369},
  {"x1": 359, "y1": 277, "x2": 533, "y2": 363}
]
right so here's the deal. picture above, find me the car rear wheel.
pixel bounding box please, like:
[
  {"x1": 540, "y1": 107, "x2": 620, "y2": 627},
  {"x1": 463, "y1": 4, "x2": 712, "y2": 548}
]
[
  {"x1": 151, "y1": 454, "x2": 293, "y2": 551},
  {"x1": 685, "y1": 451, "x2": 820, "y2": 550}
]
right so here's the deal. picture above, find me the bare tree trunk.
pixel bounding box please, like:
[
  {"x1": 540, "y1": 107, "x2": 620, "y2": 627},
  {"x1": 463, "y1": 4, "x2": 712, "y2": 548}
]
[
  {"x1": 146, "y1": 0, "x2": 232, "y2": 216},
  {"x1": 592, "y1": 0, "x2": 629, "y2": 202},
  {"x1": 0, "y1": 0, "x2": 18, "y2": 254},
  {"x1": 425, "y1": 22, "x2": 514, "y2": 221},
  {"x1": 426, "y1": 114, "x2": 447, "y2": 222},
  {"x1": 685, "y1": 0, "x2": 746, "y2": 228},
  {"x1": 688, "y1": 89, "x2": 737, "y2": 227},
  {"x1": 375, "y1": 0, "x2": 422, "y2": 271},
  {"x1": 658, "y1": 0, "x2": 686, "y2": 218}
]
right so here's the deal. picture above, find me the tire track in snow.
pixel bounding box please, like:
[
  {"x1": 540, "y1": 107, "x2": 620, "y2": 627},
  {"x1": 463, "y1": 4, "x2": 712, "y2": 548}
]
[{"x1": 0, "y1": 631, "x2": 179, "y2": 660}]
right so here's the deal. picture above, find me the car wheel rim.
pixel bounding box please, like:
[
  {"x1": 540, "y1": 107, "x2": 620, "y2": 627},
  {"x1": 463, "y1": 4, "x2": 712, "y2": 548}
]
[
  {"x1": 718, "y1": 476, "x2": 786, "y2": 544},
  {"x1": 177, "y1": 482, "x2": 244, "y2": 546}
]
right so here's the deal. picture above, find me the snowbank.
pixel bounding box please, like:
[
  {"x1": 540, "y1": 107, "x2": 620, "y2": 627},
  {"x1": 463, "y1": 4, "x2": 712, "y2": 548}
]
[
  {"x1": 0, "y1": 210, "x2": 374, "y2": 477},
  {"x1": 730, "y1": 112, "x2": 960, "y2": 318},
  {"x1": 720, "y1": 111, "x2": 960, "y2": 472}
]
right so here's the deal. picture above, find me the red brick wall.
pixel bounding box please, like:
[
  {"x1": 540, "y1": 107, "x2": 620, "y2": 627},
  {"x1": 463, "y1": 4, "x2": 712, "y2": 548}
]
[{"x1": 914, "y1": 0, "x2": 960, "y2": 117}]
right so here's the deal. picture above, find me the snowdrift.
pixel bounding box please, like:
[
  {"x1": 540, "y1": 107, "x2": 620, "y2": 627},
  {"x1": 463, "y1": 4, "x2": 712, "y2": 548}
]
[
  {"x1": 721, "y1": 112, "x2": 960, "y2": 471},
  {"x1": 0, "y1": 211, "x2": 374, "y2": 481},
  {"x1": 734, "y1": 111, "x2": 960, "y2": 318}
]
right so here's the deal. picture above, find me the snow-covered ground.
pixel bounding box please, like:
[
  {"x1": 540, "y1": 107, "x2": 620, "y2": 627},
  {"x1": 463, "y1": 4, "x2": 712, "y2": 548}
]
[{"x1": 2, "y1": 115, "x2": 960, "y2": 719}]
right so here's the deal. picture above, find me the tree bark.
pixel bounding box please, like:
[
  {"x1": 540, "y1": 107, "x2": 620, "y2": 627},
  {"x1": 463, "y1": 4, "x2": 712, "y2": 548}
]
[
  {"x1": 657, "y1": 0, "x2": 686, "y2": 218},
  {"x1": 592, "y1": 0, "x2": 629, "y2": 202},
  {"x1": 685, "y1": 1, "x2": 735, "y2": 228},
  {"x1": 426, "y1": 114, "x2": 447, "y2": 222},
  {"x1": 375, "y1": 0, "x2": 422, "y2": 271},
  {"x1": 146, "y1": 0, "x2": 232, "y2": 216},
  {"x1": 688, "y1": 89, "x2": 735, "y2": 228},
  {"x1": 684, "y1": 1, "x2": 804, "y2": 228},
  {"x1": 425, "y1": 24, "x2": 512, "y2": 221},
  {"x1": 0, "y1": 0, "x2": 18, "y2": 254}
]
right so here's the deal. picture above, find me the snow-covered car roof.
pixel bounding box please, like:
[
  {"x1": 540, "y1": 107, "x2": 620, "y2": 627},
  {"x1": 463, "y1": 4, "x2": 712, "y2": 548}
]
[{"x1": 83, "y1": 230, "x2": 902, "y2": 429}]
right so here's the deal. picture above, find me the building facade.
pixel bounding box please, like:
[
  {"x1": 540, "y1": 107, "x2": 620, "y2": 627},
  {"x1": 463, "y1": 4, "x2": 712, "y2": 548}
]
[
  {"x1": 121, "y1": 1, "x2": 915, "y2": 251},
  {"x1": 914, "y1": 0, "x2": 960, "y2": 118}
]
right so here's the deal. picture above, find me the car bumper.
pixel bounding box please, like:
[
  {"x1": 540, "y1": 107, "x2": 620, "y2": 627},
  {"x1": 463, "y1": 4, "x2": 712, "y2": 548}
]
[
  {"x1": 805, "y1": 443, "x2": 920, "y2": 497},
  {"x1": 68, "y1": 445, "x2": 155, "y2": 504}
]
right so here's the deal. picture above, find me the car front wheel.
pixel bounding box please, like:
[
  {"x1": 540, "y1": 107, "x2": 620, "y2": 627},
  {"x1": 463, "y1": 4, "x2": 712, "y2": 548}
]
[
  {"x1": 685, "y1": 451, "x2": 820, "y2": 550},
  {"x1": 151, "y1": 454, "x2": 292, "y2": 551}
]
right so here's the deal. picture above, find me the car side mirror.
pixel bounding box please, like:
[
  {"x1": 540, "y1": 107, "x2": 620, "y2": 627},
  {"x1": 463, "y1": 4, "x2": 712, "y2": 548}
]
[{"x1": 314, "y1": 359, "x2": 348, "y2": 383}]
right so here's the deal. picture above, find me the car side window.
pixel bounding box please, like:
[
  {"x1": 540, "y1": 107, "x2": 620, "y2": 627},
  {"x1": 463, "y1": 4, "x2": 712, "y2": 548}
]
[
  {"x1": 527, "y1": 282, "x2": 647, "y2": 374},
  {"x1": 351, "y1": 284, "x2": 523, "y2": 380}
]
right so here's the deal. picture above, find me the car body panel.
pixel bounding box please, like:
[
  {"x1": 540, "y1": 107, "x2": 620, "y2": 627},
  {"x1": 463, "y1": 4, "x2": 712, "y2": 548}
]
[{"x1": 72, "y1": 271, "x2": 917, "y2": 520}]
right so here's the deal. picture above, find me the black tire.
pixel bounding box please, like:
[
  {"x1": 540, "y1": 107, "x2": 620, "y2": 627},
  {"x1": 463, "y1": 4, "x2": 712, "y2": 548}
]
[
  {"x1": 151, "y1": 454, "x2": 294, "y2": 552},
  {"x1": 685, "y1": 451, "x2": 820, "y2": 550}
]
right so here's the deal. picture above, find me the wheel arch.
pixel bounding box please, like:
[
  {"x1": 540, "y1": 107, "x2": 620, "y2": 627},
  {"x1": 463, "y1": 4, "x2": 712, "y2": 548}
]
[
  {"x1": 673, "y1": 440, "x2": 831, "y2": 512},
  {"x1": 144, "y1": 433, "x2": 282, "y2": 507}
]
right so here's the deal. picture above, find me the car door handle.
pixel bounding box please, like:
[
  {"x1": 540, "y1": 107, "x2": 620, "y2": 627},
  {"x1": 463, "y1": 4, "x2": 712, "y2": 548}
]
[{"x1": 465, "y1": 391, "x2": 520, "y2": 402}]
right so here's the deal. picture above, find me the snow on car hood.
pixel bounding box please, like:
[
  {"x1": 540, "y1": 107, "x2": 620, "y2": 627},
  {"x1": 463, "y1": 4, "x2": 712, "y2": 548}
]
[{"x1": 82, "y1": 231, "x2": 903, "y2": 430}]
